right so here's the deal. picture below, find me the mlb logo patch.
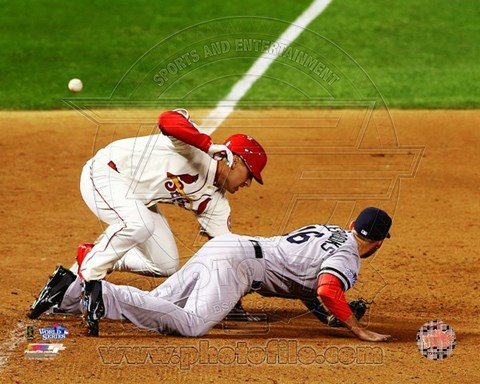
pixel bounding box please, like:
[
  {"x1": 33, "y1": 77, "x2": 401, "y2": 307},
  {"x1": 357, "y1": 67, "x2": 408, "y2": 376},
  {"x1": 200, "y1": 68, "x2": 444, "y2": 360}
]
[{"x1": 345, "y1": 268, "x2": 357, "y2": 285}]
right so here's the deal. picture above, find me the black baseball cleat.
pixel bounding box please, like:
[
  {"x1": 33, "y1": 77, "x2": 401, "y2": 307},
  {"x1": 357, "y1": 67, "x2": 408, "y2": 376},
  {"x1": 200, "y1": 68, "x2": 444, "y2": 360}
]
[
  {"x1": 82, "y1": 280, "x2": 105, "y2": 337},
  {"x1": 28, "y1": 265, "x2": 76, "y2": 319}
]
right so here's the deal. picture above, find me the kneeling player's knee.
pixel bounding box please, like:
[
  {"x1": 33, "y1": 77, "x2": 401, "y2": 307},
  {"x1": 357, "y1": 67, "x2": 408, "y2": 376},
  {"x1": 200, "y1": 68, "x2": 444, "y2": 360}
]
[
  {"x1": 124, "y1": 218, "x2": 155, "y2": 244},
  {"x1": 141, "y1": 259, "x2": 179, "y2": 278}
]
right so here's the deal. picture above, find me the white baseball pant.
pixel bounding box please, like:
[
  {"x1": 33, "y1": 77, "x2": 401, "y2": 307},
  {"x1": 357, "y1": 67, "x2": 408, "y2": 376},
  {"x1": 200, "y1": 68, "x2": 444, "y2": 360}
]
[
  {"x1": 100, "y1": 234, "x2": 265, "y2": 337},
  {"x1": 78, "y1": 158, "x2": 179, "y2": 280}
]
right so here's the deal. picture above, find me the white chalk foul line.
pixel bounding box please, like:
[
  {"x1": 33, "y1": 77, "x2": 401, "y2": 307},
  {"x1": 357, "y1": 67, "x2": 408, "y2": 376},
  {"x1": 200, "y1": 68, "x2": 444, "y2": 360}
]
[
  {"x1": 201, "y1": 0, "x2": 332, "y2": 134},
  {"x1": 0, "y1": 322, "x2": 26, "y2": 373}
]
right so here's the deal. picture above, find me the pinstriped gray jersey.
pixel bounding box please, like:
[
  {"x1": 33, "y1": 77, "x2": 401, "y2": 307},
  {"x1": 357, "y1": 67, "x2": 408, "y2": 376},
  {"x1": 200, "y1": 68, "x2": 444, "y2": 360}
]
[{"x1": 257, "y1": 224, "x2": 360, "y2": 298}]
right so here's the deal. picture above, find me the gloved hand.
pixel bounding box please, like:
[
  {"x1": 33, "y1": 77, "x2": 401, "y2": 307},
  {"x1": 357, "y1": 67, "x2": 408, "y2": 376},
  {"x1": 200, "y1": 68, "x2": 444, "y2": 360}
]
[
  {"x1": 208, "y1": 144, "x2": 234, "y2": 167},
  {"x1": 172, "y1": 108, "x2": 190, "y2": 119},
  {"x1": 304, "y1": 297, "x2": 369, "y2": 327}
]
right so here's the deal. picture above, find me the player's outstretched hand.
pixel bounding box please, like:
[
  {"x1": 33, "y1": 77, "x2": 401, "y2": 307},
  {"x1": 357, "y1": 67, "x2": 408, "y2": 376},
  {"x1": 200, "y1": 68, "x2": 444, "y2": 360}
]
[
  {"x1": 343, "y1": 313, "x2": 391, "y2": 342},
  {"x1": 352, "y1": 327, "x2": 391, "y2": 342},
  {"x1": 208, "y1": 144, "x2": 234, "y2": 166}
]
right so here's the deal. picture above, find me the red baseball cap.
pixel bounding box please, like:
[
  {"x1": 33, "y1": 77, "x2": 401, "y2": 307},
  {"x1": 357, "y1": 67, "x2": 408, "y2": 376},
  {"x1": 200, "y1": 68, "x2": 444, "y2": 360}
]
[{"x1": 224, "y1": 134, "x2": 267, "y2": 184}]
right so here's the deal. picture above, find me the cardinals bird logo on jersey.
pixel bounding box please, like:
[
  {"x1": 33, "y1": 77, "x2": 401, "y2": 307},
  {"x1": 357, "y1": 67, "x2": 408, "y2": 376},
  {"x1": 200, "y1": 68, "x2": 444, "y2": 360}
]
[{"x1": 165, "y1": 172, "x2": 199, "y2": 210}]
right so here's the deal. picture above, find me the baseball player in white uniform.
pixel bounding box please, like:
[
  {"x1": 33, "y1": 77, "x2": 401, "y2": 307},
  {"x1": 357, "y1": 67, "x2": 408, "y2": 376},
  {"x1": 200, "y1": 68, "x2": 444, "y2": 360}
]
[
  {"x1": 30, "y1": 207, "x2": 393, "y2": 341},
  {"x1": 28, "y1": 108, "x2": 267, "y2": 324},
  {"x1": 77, "y1": 108, "x2": 267, "y2": 279}
]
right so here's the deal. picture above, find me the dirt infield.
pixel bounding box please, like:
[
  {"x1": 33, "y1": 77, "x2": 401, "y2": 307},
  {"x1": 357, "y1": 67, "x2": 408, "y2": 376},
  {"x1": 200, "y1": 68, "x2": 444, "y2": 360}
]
[{"x1": 0, "y1": 109, "x2": 478, "y2": 383}]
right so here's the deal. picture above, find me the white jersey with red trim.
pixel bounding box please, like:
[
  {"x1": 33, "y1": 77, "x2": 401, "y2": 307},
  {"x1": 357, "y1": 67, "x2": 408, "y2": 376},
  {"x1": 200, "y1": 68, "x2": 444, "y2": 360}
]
[
  {"x1": 257, "y1": 224, "x2": 360, "y2": 298},
  {"x1": 92, "y1": 134, "x2": 230, "y2": 237}
]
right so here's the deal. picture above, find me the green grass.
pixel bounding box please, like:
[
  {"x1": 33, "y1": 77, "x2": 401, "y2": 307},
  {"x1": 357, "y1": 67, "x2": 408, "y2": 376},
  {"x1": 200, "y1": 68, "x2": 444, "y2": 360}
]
[
  {"x1": 0, "y1": 0, "x2": 479, "y2": 109},
  {"x1": 322, "y1": 0, "x2": 480, "y2": 108},
  {"x1": 0, "y1": 0, "x2": 311, "y2": 109},
  {"x1": 246, "y1": 0, "x2": 480, "y2": 108}
]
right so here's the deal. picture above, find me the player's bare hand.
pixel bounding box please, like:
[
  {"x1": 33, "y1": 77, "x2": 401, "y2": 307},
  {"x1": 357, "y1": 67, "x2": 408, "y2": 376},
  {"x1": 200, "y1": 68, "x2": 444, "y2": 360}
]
[
  {"x1": 208, "y1": 144, "x2": 234, "y2": 166},
  {"x1": 352, "y1": 327, "x2": 391, "y2": 342}
]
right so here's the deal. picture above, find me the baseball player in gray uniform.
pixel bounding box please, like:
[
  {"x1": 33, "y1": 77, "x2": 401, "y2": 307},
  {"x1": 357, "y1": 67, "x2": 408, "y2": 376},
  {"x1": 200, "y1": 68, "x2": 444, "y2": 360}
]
[{"x1": 29, "y1": 207, "x2": 392, "y2": 341}]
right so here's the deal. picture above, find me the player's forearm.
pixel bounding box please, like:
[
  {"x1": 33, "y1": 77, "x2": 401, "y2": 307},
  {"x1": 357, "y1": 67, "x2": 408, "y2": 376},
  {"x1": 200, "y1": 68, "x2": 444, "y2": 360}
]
[
  {"x1": 316, "y1": 274, "x2": 352, "y2": 322},
  {"x1": 158, "y1": 110, "x2": 212, "y2": 152},
  {"x1": 343, "y1": 313, "x2": 362, "y2": 334}
]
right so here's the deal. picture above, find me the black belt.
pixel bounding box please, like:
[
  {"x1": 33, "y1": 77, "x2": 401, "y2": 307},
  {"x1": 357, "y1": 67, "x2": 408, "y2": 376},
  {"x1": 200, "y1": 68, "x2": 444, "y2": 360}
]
[
  {"x1": 249, "y1": 240, "x2": 263, "y2": 291},
  {"x1": 249, "y1": 239, "x2": 263, "y2": 259}
]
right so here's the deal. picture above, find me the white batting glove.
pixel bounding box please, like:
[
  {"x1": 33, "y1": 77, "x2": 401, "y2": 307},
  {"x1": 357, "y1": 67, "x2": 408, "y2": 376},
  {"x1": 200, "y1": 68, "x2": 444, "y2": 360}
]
[
  {"x1": 208, "y1": 144, "x2": 234, "y2": 167},
  {"x1": 173, "y1": 108, "x2": 190, "y2": 119}
]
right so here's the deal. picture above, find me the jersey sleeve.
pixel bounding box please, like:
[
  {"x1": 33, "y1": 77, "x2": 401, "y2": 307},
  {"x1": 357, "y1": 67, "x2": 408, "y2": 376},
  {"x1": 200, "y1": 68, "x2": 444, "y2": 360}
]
[
  {"x1": 317, "y1": 250, "x2": 359, "y2": 291},
  {"x1": 196, "y1": 192, "x2": 231, "y2": 238},
  {"x1": 316, "y1": 273, "x2": 353, "y2": 322},
  {"x1": 158, "y1": 110, "x2": 212, "y2": 153}
]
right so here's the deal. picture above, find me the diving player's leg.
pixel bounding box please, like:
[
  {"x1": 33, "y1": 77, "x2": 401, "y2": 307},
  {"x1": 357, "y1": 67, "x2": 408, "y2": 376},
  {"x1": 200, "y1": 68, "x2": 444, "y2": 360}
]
[
  {"x1": 100, "y1": 254, "x2": 219, "y2": 337},
  {"x1": 59, "y1": 276, "x2": 83, "y2": 314},
  {"x1": 180, "y1": 236, "x2": 260, "y2": 335},
  {"x1": 89, "y1": 234, "x2": 260, "y2": 337},
  {"x1": 101, "y1": 280, "x2": 206, "y2": 336}
]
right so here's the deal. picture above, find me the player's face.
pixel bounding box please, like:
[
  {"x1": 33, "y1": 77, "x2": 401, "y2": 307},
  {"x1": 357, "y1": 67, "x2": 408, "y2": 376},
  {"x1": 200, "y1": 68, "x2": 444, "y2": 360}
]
[
  {"x1": 360, "y1": 240, "x2": 384, "y2": 258},
  {"x1": 224, "y1": 156, "x2": 253, "y2": 193}
]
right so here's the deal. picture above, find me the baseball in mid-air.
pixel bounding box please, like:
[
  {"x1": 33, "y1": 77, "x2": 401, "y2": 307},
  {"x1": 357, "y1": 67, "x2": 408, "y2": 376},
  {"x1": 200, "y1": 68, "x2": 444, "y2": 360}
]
[{"x1": 68, "y1": 78, "x2": 83, "y2": 93}]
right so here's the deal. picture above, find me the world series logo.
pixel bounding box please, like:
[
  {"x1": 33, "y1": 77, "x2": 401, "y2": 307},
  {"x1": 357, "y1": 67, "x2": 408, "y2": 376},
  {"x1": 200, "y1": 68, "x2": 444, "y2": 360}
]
[
  {"x1": 416, "y1": 320, "x2": 456, "y2": 360},
  {"x1": 38, "y1": 323, "x2": 69, "y2": 341}
]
